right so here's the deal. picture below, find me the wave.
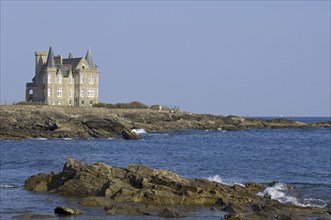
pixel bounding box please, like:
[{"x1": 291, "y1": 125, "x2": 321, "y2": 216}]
[
  {"x1": 257, "y1": 182, "x2": 327, "y2": 208},
  {"x1": 28, "y1": 137, "x2": 47, "y2": 140},
  {"x1": 206, "y1": 175, "x2": 244, "y2": 187},
  {"x1": 0, "y1": 184, "x2": 20, "y2": 189},
  {"x1": 131, "y1": 129, "x2": 147, "y2": 134}
]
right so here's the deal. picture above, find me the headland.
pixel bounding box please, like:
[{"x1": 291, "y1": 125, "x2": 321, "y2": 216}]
[{"x1": 1, "y1": 104, "x2": 329, "y2": 140}]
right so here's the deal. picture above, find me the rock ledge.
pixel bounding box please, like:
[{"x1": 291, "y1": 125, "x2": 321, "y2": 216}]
[{"x1": 25, "y1": 159, "x2": 330, "y2": 219}]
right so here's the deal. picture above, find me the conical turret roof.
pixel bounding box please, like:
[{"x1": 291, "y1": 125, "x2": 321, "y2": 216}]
[
  {"x1": 46, "y1": 46, "x2": 56, "y2": 67},
  {"x1": 85, "y1": 49, "x2": 96, "y2": 68}
]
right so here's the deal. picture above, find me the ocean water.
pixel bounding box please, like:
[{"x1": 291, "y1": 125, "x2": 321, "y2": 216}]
[{"x1": 0, "y1": 117, "x2": 330, "y2": 219}]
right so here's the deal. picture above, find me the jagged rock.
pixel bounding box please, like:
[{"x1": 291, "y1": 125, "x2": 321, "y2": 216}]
[
  {"x1": 25, "y1": 159, "x2": 330, "y2": 219},
  {"x1": 54, "y1": 207, "x2": 82, "y2": 215},
  {"x1": 159, "y1": 208, "x2": 186, "y2": 218},
  {"x1": 122, "y1": 128, "x2": 140, "y2": 140},
  {"x1": 105, "y1": 202, "x2": 154, "y2": 216},
  {"x1": 223, "y1": 213, "x2": 246, "y2": 220}
]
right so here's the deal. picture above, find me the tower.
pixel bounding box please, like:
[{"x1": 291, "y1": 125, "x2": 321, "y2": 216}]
[
  {"x1": 45, "y1": 46, "x2": 57, "y2": 105},
  {"x1": 35, "y1": 51, "x2": 47, "y2": 75}
]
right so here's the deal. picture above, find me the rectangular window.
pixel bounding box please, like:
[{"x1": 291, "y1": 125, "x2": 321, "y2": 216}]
[
  {"x1": 80, "y1": 75, "x2": 85, "y2": 84},
  {"x1": 80, "y1": 89, "x2": 84, "y2": 97},
  {"x1": 48, "y1": 74, "x2": 52, "y2": 83},
  {"x1": 69, "y1": 89, "x2": 73, "y2": 97},
  {"x1": 87, "y1": 89, "x2": 95, "y2": 97},
  {"x1": 48, "y1": 88, "x2": 51, "y2": 97},
  {"x1": 75, "y1": 75, "x2": 79, "y2": 84},
  {"x1": 75, "y1": 89, "x2": 78, "y2": 97},
  {"x1": 57, "y1": 88, "x2": 62, "y2": 97},
  {"x1": 57, "y1": 75, "x2": 62, "y2": 84},
  {"x1": 88, "y1": 75, "x2": 94, "y2": 84}
]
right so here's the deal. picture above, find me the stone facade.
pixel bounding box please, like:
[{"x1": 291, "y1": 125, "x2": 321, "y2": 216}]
[{"x1": 26, "y1": 47, "x2": 99, "y2": 107}]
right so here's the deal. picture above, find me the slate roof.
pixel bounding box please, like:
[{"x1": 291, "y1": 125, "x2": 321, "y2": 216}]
[
  {"x1": 46, "y1": 47, "x2": 56, "y2": 67},
  {"x1": 62, "y1": 58, "x2": 82, "y2": 69},
  {"x1": 56, "y1": 64, "x2": 72, "y2": 77},
  {"x1": 85, "y1": 49, "x2": 96, "y2": 68}
]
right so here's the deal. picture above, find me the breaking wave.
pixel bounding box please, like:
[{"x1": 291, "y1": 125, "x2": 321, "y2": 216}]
[
  {"x1": 131, "y1": 129, "x2": 147, "y2": 134},
  {"x1": 0, "y1": 184, "x2": 20, "y2": 189},
  {"x1": 29, "y1": 137, "x2": 47, "y2": 140},
  {"x1": 257, "y1": 182, "x2": 327, "y2": 208},
  {"x1": 206, "y1": 175, "x2": 244, "y2": 187}
]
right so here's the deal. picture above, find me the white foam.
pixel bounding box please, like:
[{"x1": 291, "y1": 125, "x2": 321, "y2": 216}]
[
  {"x1": 0, "y1": 184, "x2": 19, "y2": 188},
  {"x1": 131, "y1": 128, "x2": 147, "y2": 134},
  {"x1": 62, "y1": 138, "x2": 73, "y2": 140},
  {"x1": 31, "y1": 137, "x2": 47, "y2": 140},
  {"x1": 207, "y1": 175, "x2": 244, "y2": 187},
  {"x1": 257, "y1": 182, "x2": 327, "y2": 208}
]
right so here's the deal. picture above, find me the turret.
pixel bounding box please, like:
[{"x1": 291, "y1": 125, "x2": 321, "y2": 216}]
[
  {"x1": 85, "y1": 49, "x2": 96, "y2": 69},
  {"x1": 46, "y1": 46, "x2": 56, "y2": 67},
  {"x1": 35, "y1": 51, "x2": 47, "y2": 75}
]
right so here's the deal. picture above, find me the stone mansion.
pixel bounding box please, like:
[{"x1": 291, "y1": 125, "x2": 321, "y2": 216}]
[{"x1": 26, "y1": 47, "x2": 99, "y2": 107}]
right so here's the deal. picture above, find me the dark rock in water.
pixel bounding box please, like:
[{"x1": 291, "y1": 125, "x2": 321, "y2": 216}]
[
  {"x1": 105, "y1": 202, "x2": 154, "y2": 216},
  {"x1": 223, "y1": 213, "x2": 246, "y2": 220},
  {"x1": 159, "y1": 208, "x2": 186, "y2": 218},
  {"x1": 251, "y1": 204, "x2": 262, "y2": 212},
  {"x1": 11, "y1": 214, "x2": 54, "y2": 218},
  {"x1": 223, "y1": 203, "x2": 250, "y2": 213},
  {"x1": 25, "y1": 159, "x2": 330, "y2": 219},
  {"x1": 122, "y1": 128, "x2": 140, "y2": 140},
  {"x1": 54, "y1": 207, "x2": 82, "y2": 215}
]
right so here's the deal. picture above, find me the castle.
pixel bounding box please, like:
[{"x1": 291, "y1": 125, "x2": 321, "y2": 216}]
[{"x1": 26, "y1": 47, "x2": 99, "y2": 107}]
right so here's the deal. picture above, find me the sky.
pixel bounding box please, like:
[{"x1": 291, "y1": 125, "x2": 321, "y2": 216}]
[{"x1": 0, "y1": 1, "x2": 330, "y2": 117}]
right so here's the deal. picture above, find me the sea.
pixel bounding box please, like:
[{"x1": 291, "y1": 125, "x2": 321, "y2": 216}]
[{"x1": 0, "y1": 117, "x2": 330, "y2": 219}]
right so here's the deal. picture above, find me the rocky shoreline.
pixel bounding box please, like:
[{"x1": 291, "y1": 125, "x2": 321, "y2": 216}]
[
  {"x1": 25, "y1": 159, "x2": 330, "y2": 219},
  {"x1": 1, "y1": 105, "x2": 330, "y2": 140}
]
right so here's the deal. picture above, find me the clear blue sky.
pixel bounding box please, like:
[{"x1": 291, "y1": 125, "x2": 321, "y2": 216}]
[{"x1": 1, "y1": 1, "x2": 330, "y2": 116}]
